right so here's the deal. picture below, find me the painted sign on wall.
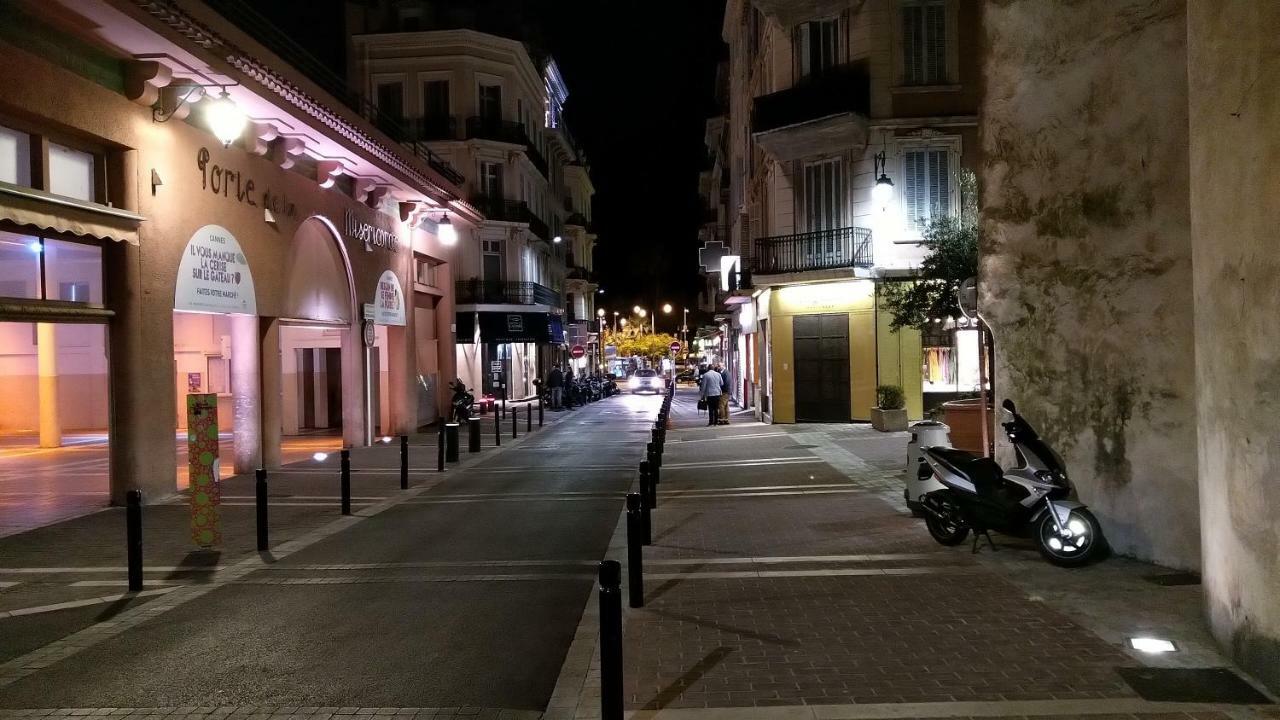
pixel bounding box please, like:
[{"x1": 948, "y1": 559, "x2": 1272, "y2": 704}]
[
  {"x1": 187, "y1": 393, "x2": 220, "y2": 548},
  {"x1": 175, "y1": 225, "x2": 257, "y2": 314},
  {"x1": 345, "y1": 209, "x2": 400, "y2": 253},
  {"x1": 373, "y1": 270, "x2": 406, "y2": 326}
]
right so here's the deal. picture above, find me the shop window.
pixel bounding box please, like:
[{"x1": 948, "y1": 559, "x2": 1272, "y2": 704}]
[
  {"x1": 0, "y1": 232, "x2": 103, "y2": 304},
  {"x1": 48, "y1": 142, "x2": 95, "y2": 202},
  {"x1": 0, "y1": 230, "x2": 41, "y2": 299},
  {"x1": 0, "y1": 124, "x2": 31, "y2": 187}
]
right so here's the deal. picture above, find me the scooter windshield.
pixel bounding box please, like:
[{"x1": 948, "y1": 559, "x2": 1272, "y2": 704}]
[{"x1": 1009, "y1": 411, "x2": 1067, "y2": 474}]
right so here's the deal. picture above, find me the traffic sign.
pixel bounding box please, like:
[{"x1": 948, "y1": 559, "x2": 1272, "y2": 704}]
[
  {"x1": 669, "y1": 341, "x2": 682, "y2": 354},
  {"x1": 570, "y1": 344, "x2": 586, "y2": 359}
]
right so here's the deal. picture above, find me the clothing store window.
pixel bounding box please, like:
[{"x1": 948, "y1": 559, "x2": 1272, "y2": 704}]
[{"x1": 903, "y1": 146, "x2": 952, "y2": 230}]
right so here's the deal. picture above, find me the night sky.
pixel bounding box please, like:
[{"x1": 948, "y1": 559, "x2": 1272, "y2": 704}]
[{"x1": 250, "y1": 0, "x2": 726, "y2": 322}]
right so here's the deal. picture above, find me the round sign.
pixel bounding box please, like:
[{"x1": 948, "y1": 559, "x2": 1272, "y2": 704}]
[
  {"x1": 570, "y1": 344, "x2": 586, "y2": 359},
  {"x1": 362, "y1": 320, "x2": 376, "y2": 348},
  {"x1": 669, "y1": 341, "x2": 682, "y2": 353}
]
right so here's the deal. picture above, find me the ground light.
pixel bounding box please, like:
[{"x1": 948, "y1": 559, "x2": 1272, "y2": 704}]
[
  {"x1": 1128, "y1": 637, "x2": 1178, "y2": 653},
  {"x1": 312, "y1": 452, "x2": 328, "y2": 462},
  {"x1": 380, "y1": 436, "x2": 392, "y2": 444}
]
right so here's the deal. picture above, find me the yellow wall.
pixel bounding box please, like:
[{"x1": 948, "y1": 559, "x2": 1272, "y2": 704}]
[
  {"x1": 875, "y1": 299, "x2": 924, "y2": 420},
  {"x1": 771, "y1": 315, "x2": 795, "y2": 422}
]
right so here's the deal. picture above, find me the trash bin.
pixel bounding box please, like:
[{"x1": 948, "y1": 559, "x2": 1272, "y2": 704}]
[{"x1": 905, "y1": 421, "x2": 949, "y2": 513}]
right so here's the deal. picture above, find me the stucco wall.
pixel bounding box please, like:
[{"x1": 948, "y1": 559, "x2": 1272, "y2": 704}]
[
  {"x1": 979, "y1": 0, "x2": 1200, "y2": 569},
  {"x1": 1187, "y1": 0, "x2": 1280, "y2": 693}
]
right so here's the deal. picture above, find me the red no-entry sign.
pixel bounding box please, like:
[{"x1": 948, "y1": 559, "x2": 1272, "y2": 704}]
[
  {"x1": 669, "y1": 341, "x2": 682, "y2": 354},
  {"x1": 571, "y1": 344, "x2": 586, "y2": 358}
]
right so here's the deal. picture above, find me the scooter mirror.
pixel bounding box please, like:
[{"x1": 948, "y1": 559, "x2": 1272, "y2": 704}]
[{"x1": 1002, "y1": 398, "x2": 1016, "y2": 412}]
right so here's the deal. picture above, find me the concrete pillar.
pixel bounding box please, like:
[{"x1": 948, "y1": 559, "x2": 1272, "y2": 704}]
[
  {"x1": 230, "y1": 313, "x2": 261, "y2": 474},
  {"x1": 313, "y1": 349, "x2": 329, "y2": 429},
  {"x1": 260, "y1": 318, "x2": 282, "y2": 469},
  {"x1": 435, "y1": 263, "x2": 456, "y2": 419},
  {"x1": 36, "y1": 322, "x2": 60, "y2": 448},
  {"x1": 387, "y1": 324, "x2": 413, "y2": 435},
  {"x1": 341, "y1": 326, "x2": 365, "y2": 448}
]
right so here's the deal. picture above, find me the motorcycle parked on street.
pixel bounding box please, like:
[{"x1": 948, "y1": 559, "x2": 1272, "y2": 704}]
[
  {"x1": 448, "y1": 380, "x2": 474, "y2": 423},
  {"x1": 917, "y1": 399, "x2": 1107, "y2": 567}
]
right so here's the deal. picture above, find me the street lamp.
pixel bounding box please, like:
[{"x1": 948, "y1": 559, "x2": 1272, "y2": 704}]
[
  {"x1": 436, "y1": 215, "x2": 457, "y2": 245},
  {"x1": 612, "y1": 311, "x2": 620, "y2": 333},
  {"x1": 873, "y1": 150, "x2": 895, "y2": 206},
  {"x1": 204, "y1": 91, "x2": 247, "y2": 147}
]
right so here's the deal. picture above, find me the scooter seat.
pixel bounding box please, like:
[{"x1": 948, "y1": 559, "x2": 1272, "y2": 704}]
[{"x1": 929, "y1": 448, "x2": 1004, "y2": 489}]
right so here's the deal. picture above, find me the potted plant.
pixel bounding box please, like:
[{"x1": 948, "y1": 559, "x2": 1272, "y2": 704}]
[{"x1": 872, "y1": 384, "x2": 908, "y2": 432}]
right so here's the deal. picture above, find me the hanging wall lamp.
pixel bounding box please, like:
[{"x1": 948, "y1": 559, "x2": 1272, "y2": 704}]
[
  {"x1": 436, "y1": 214, "x2": 458, "y2": 245},
  {"x1": 153, "y1": 85, "x2": 246, "y2": 148},
  {"x1": 872, "y1": 150, "x2": 895, "y2": 205}
]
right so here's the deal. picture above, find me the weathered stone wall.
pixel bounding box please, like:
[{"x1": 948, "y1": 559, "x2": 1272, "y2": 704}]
[
  {"x1": 979, "y1": 0, "x2": 1200, "y2": 569},
  {"x1": 1187, "y1": 0, "x2": 1280, "y2": 693}
]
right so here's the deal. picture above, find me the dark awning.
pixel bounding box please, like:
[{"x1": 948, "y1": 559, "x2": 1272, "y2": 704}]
[{"x1": 456, "y1": 311, "x2": 561, "y2": 344}]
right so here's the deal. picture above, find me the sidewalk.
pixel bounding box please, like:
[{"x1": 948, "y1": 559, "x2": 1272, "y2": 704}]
[{"x1": 550, "y1": 388, "x2": 1278, "y2": 719}]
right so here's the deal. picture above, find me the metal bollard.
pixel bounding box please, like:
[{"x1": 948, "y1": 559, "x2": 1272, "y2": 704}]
[
  {"x1": 626, "y1": 493, "x2": 645, "y2": 608},
  {"x1": 527, "y1": 403, "x2": 532, "y2": 432},
  {"x1": 469, "y1": 417, "x2": 482, "y2": 453},
  {"x1": 126, "y1": 489, "x2": 143, "y2": 591},
  {"x1": 639, "y1": 462, "x2": 653, "y2": 544},
  {"x1": 340, "y1": 449, "x2": 352, "y2": 515},
  {"x1": 400, "y1": 435, "x2": 409, "y2": 490},
  {"x1": 598, "y1": 560, "x2": 623, "y2": 720},
  {"x1": 255, "y1": 468, "x2": 269, "y2": 551},
  {"x1": 437, "y1": 424, "x2": 446, "y2": 472},
  {"x1": 648, "y1": 451, "x2": 662, "y2": 485},
  {"x1": 494, "y1": 409, "x2": 501, "y2": 447},
  {"x1": 538, "y1": 399, "x2": 544, "y2": 427},
  {"x1": 445, "y1": 423, "x2": 460, "y2": 462},
  {"x1": 512, "y1": 407, "x2": 519, "y2": 439}
]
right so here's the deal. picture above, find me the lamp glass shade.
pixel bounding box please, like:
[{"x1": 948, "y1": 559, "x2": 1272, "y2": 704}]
[
  {"x1": 438, "y1": 216, "x2": 458, "y2": 245},
  {"x1": 872, "y1": 175, "x2": 895, "y2": 205},
  {"x1": 553, "y1": 235, "x2": 562, "y2": 244},
  {"x1": 205, "y1": 92, "x2": 247, "y2": 147}
]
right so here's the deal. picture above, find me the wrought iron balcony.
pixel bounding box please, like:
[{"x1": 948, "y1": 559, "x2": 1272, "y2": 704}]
[
  {"x1": 751, "y1": 226, "x2": 873, "y2": 275},
  {"x1": 470, "y1": 195, "x2": 531, "y2": 224},
  {"x1": 527, "y1": 213, "x2": 551, "y2": 243},
  {"x1": 751, "y1": 61, "x2": 871, "y2": 161},
  {"x1": 455, "y1": 279, "x2": 560, "y2": 307},
  {"x1": 464, "y1": 116, "x2": 548, "y2": 178}
]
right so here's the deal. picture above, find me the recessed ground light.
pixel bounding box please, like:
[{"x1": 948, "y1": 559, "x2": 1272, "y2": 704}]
[
  {"x1": 1128, "y1": 637, "x2": 1178, "y2": 653},
  {"x1": 381, "y1": 436, "x2": 393, "y2": 443},
  {"x1": 312, "y1": 452, "x2": 329, "y2": 462}
]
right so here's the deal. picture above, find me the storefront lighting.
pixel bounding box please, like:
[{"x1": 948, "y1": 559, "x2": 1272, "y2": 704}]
[
  {"x1": 312, "y1": 452, "x2": 328, "y2": 462},
  {"x1": 27, "y1": 240, "x2": 42, "y2": 254},
  {"x1": 203, "y1": 91, "x2": 247, "y2": 148},
  {"x1": 1127, "y1": 637, "x2": 1177, "y2": 654},
  {"x1": 873, "y1": 150, "x2": 894, "y2": 205},
  {"x1": 380, "y1": 436, "x2": 392, "y2": 444},
  {"x1": 437, "y1": 215, "x2": 457, "y2": 245}
]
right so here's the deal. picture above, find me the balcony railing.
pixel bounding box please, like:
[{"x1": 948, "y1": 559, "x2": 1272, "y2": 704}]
[
  {"x1": 455, "y1": 280, "x2": 560, "y2": 307},
  {"x1": 751, "y1": 61, "x2": 871, "y2": 136},
  {"x1": 751, "y1": 226, "x2": 873, "y2": 274},
  {"x1": 470, "y1": 195, "x2": 531, "y2": 224},
  {"x1": 464, "y1": 116, "x2": 548, "y2": 178},
  {"x1": 527, "y1": 213, "x2": 551, "y2": 243}
]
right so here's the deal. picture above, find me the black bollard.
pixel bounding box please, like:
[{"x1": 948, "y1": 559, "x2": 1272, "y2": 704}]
[
  {"x1": 468, "y1": 417, "x2": 481, "y2": 453},
  {"x1": 626, "y1": 493, "x2": 645, "y2": 608},
  {"x1": 494, "y1": 409, "x2": 501, "y2": 447},
  {"x1": 527, "y1": 402, "x2": 532, "y2": 432},
  {"x1": 126, "y1": 489, "x2": 143, "y2": 591},
  {"x1": 340, "y1": 449, "x2": 352, "y2": 515},
  {"x1": 538, "y1": 399, "x2": 544, "y2": 427},
  {"x1": 400, "y1": 435, "x2": 409, "y2": 490},
  {"x1": 638, "y1": 463, "x2": 653, "y2": 545},
  {"x1": 598, "y1": 560, "x2": 623, "y2": 720},
  {"x1": 255, "y1": 468, "x2": 269, "y2": 551},
  {"x1": 512, "y1": 406, "x2": 518, "y2": 439},
  {"x1": 445, "y1": 423, "x2": 460, "y2": 462},
  {"x1": 437, "y1": 424, "x2": 445, "y2": 472}
]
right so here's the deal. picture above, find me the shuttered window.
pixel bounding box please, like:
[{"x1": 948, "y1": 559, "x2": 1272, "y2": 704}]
[
  {"x1": 797, "y1": 19, "x2": 838, "y2": 79},
  {"x1": 902, "y1": 0, "x2": 947, "y2": 85},
  {"x1": 903, "y1": 148, "x2": 951, "y2": 230},
  {"x1": 804, "y1": 159, "x2": 844, "y2": 233}
]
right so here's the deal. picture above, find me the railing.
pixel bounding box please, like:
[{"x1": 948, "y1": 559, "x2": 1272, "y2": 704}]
[
  {"x1": 527, "y1": 213, "x2": 551, "y2": 243},
  {"x1": 470, "y1": 195, "x2": 531, "y2": 224},
  {"x1": 751, "y1": 226, "x2": 873, "y2": 274},
  {"x1": 455, "y1": 280, "x2": 560, "y2": 307},
  {"x1": 566, "y1": 212, "x2": 589, "y2": 228},
  {"x1": 203, "y1": 0, "x2": 465, "y2": 187},
  {"x1": 464, "y1": 117, "x2": 548, "y2": 178},
  {"x1": 400, "y1": 116, "x2": 458, "y2": 142},
  {"x1": 751, "y1": 60, "x2": 871, "y2": 135}
]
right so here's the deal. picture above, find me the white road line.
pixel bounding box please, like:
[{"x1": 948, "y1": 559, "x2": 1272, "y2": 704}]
[
  {"x1": 668, "y1": 432, "x2": 789, "y2": 444},
  {"x1": 235, "y1": 573, "x2": 595, "y2": 585},
  {"x1": 0, "y1": 581, "x2": 19, "y2": 589},
  {"x1": 69, "y1": 580, "x2": 179, "y2": 587},
  {"x1": 646, "y1": 566, "x2": 971, "y2": 580},
  {"x1": 0, "y1": 587, "x2": 177, "y2": 619},
  {"x1": 646, "y1": 553, "x2": 941, "y2": 565},
  {"x1": 662, "y1": 457, "x2": 824, "y2": 469},
  {"x1": 663, "y1": 482, "x2": 857, "y2": 494}
]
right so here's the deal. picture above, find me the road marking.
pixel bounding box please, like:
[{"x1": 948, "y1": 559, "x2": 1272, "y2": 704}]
[
  {"x1": 68, "y1": 580, "x2": 179, "y2": 587},
  {"x1": 663, "y1": 457, "x2": 824, "y2": 469},
  {"x1": 646, "y1": 553, "x2": 941, "y2": 565},
  {"x1": 271, "y1": 560, "x2": 599, "y2": 570},
  {"x1": 669, "y1": 432, "x2": 789, "y2": 443},
  {"x1": 236, "y1": 573, "x2": 595, "y2": 585},
  {"x1": 663, "y1": 482, "x2": 857, "y2": 494},
  {"x1": 664, "y1": 487, "x2": 865, "y2": 499},
  {"x1": 0, "y1": 581, "x2": 18, "y2": 590},
  {"x1": 644, "y1": 566, "x2": 972, "y2": 580},
  {"x1": 0, "y1": 587, "x2": 177, "y2": 619}
]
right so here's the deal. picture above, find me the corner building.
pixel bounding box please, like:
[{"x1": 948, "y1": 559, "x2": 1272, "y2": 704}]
[{"x1": 0, "y1": 0, "x2": 477, "y2": 506}]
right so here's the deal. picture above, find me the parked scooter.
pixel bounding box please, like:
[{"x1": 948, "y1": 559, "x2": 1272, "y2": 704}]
[
  {"x1": 448, "y1": 380, "x2": 474, "y2": 423},
  {"x1": 917, "y1": 399, "x2": 1107, "y2": 567}
]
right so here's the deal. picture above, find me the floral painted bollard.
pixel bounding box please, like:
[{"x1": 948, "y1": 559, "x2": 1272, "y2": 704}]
[{"x1": 187, "y1": 393, "x2": 221, "y2": 548}]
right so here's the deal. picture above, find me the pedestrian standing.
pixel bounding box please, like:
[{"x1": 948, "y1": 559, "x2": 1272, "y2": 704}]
[
  {"x1": 699, "y1": 365, "x2": 723, "y2": 427},
  {"x1": 547, "y1": 364, "x2": 565, "y2": 410},
  {"x1": 716, "y1": 363, "x2": 731, "y2": 425}
]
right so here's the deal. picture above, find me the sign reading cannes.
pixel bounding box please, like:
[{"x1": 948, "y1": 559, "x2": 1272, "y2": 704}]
[{"x1": 175, "y1": 224, "x2": 257, "y2": 314}]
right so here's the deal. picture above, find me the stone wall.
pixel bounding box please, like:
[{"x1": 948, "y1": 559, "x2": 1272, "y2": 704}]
[
  {"x1": 978, "y1": 0, "x2": 1201, "y2": 569},
  {"x1": 1187, "y1": 0, "x2": 1280, "y2": 693}
]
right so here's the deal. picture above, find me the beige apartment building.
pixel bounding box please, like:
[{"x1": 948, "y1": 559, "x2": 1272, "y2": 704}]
[
  {"x1": 347, "y1": 3, "x2": 599, "y2": 400},
  {"x1": 709, "y1": 0, "x2": 982, "y2": 424}
]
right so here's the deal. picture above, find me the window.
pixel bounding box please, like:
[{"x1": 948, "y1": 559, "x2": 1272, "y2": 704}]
[
  {"x1": 0, "y1": 233, "x2": 102, "y2": 303},
  {"x1": 798, "y1": 19, "x2": 838, "y2": 78},
  {"x1": 423, "y1": 80, "x2": 449, "y2": 120},
  {"x1": 902, "y1": 0, "x2": 947, "y2": 85},
  {"x1": 482, "y1": 239, "x2": 503, "y2": 282},
  {"x1": 0, "y1": 124, "x2": 31, "y2": 187},
  {"x1": 903, "y1": 147, "x2": 952, "y2": 229},
  {"x1": 49, "y1": 142, "x2": 95, "y2": 202},
  {"x1": 480, "y1": 162, "x2": 503, "y2": 199},
  {"x1": 478, "y1": 84, "x2": 502, "y2": 121},
  {"x1": 376, "y1": 81, "x2": 404, "y2": 119},
  {"x1": 803, "y1": 159, "x2": 844, "y2": 231},
  {"x1": 415, "y1": 256, "x2": 440, "y2": 287}
]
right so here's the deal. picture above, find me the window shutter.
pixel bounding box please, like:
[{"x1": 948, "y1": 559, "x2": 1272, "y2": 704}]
[
  {"x1": 905, "y1": 151, "x2": 926, "y2": 229},
  {"x1": 902, "y1": 6, "x2": 922, "y2": 85},
  {"x1": 925, "y1": 3, "x2": 946, "y2": 83},
  {"x1": 929, "y1": 150, "x2": 950, "y2": 219}
]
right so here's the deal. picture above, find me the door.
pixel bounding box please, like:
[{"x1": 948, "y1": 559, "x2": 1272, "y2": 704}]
[
  {"x1": 792, "y1": 313, "x2": 850, "y2": 422},
  {"x1": 478, "y1": 84, "x2": 502, "y2": 122}
]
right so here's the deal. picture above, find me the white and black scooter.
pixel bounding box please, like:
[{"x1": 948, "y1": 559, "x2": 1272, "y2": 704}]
[{"x1": 917, "y1": 399, "x2": 1107, "y2": 567}]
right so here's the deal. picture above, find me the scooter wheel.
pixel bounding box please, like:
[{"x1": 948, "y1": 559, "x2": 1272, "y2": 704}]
[
  {"x1": 1035, "y1": 508, "x2": 1106, "y2": 567},
  {"x1": 925, "y1": 504, "x2": 970, "y2": 546}
]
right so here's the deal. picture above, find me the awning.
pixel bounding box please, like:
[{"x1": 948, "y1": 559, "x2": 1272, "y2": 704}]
[
  {"x1": 0, "y1": 181, "x2": 143, "y2": 245},
  {"x1": 456, "y1": 311, "x2": 562, "y2": 344}
]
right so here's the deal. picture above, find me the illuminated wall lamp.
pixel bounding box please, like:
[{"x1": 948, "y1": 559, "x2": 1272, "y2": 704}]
[
  {"x1": 872, "y1": 150, "x2": 895, "y2": 205},
  {"x1": 1127, "y1": 637, "x2": 1178, "y2": 654},
  {"x1": 153, "y1": 85, "x2": 247, "y2": 148},
  {"x1": 437, "y1": 215, "x2": 458, "y2": 245}
]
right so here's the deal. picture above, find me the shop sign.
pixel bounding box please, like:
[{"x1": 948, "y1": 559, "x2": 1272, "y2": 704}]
[
  {"x1": 362, "y1": 303, "x2": 375, "y2": 321},
  {"x1": 196, "y1": 148, "x2": 297, "y2": 221},
  {"x1": 372, "y1": 270, "x2": 406, "y2": 326},
  {"x1": 345, "y1": 209, "x2": 400, "y2": 253},
  {"x1": 175, "y1": 225, "x2": 257, "y2": 314},
  {"x1": 506, "y1": 315, "x2": 525, "y2": 333}
]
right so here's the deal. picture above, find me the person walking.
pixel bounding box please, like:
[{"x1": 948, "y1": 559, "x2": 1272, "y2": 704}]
[
  {"x1": 699, "y1": 364, "x2": 724, "y2": 427},
  {"x1": 715, "y1": 363, "x2": 731, "y2": 425},
  {"x1": 547, "y1": 364, "x2": 565, "y2": 410}
]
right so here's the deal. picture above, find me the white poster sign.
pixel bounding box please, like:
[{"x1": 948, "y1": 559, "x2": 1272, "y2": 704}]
[
  {"x1": 175, "y1": 225, "x2": 257, "y2": 314},
  {"x1": 373, "y1": 269, "x2": 406, "y2": 326}
]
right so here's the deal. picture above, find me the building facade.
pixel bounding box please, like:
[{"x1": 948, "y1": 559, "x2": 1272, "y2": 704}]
[
  {"x1": 347, "y1": 4, "x2": 598, "y2": 401},
  {"x1": 710, "y1": 0, "x2": 983, "y2": 424},
  {"x1": 0, "y1": 0, "x2": 474, "y2": 505}
]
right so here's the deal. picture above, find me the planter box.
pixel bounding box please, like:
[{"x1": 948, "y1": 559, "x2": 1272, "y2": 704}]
[
  {"x1": 871, "y1": 407, "x2": 908, "y2": 432},
  {"x1": 942, "y1": 398, "x2": 994, "y2": 453}
]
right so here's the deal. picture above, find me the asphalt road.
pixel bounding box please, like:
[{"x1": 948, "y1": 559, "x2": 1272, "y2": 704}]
[{"x1": 0, "y1": 393, "x2": 657, "y2": 710}]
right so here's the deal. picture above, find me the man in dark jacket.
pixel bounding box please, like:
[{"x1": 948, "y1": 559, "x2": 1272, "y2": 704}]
[{"x1": 547, "y1": 365, "x2": 565, "y2": 410}]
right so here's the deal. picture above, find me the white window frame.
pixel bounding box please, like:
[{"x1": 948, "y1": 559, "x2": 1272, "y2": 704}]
[
  {"x1": 479, "y1": 161, "x2": 503, "y2": 199},
  {"x1": 897, "y1": 137, "x2": 961, "y2": 235},
  {"x1": 796, "y1": 17, "x2": 839, "y2": 79},
  {"x1": 801, "y1": 157, "x2": 845, "y2": 233}
]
